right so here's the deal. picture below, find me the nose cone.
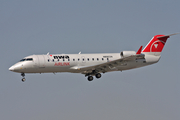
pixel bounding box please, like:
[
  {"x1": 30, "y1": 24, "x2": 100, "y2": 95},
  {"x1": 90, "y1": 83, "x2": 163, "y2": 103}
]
[
  {"x1": 9, "y1": 63, "x2": 23, "y2": 73},
  {"x1": 9, "y1": 66, "x2": 14, "y2": 71}
]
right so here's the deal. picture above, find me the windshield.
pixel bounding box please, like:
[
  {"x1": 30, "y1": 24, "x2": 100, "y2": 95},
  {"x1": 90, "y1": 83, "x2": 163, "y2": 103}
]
[
  {"x1": 26, "y1": 58, "x2": 33, "y2": 61},
  {"x1": 20, "y1": 58, "x2": 33, "y2": 62},
  {"x1": 20, "y1": 59, "x2": 26, "y2": 62}
]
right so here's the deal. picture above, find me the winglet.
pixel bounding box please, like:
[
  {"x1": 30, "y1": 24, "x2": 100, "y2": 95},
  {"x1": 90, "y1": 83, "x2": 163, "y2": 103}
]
[{"x1": 136, "y1": 46, "x2": 143, "y2": 54}]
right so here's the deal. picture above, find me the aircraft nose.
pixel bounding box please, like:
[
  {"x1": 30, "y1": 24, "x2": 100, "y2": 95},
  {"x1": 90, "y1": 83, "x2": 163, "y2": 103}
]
[
  {"x1": 9, "y1": 66, "x2": 14, "y2": 71},
  {"x1": 9, "y1": 63, "x2": 24, "y2": 72}
]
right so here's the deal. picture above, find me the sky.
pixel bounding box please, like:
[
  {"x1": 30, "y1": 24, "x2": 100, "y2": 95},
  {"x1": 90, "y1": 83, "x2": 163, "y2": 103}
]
[{"x1": 1, "y1": 0, "x2": 180, "y2": 120}]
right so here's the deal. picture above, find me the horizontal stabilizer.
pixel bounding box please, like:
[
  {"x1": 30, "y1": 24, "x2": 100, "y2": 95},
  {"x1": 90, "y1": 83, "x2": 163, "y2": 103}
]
[{"x1": 157, "y1": 33, "x2": 180, "y2": 39}]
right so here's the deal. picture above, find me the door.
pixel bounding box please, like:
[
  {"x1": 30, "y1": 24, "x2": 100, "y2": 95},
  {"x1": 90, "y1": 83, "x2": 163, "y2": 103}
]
[{"x1": 37, "y1": 55, "x2": 45, "y2": 68}]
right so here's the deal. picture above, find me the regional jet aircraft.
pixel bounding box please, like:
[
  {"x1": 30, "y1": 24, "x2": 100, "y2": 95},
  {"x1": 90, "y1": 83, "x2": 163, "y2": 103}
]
[{"x1": 9, "y1": 33, "x2": 179, "y2": 82}]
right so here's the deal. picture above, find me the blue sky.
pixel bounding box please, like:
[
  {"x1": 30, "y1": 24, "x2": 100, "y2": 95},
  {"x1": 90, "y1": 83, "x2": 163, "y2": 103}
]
[{"x1": 1, "y1": 0, "x2": 180, "y2": 120}]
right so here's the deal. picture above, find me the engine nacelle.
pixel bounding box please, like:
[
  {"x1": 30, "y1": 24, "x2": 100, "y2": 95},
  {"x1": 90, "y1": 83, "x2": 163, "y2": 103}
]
[{"x1": 120, "y1": 51, "x2": 136, "y2": 57}]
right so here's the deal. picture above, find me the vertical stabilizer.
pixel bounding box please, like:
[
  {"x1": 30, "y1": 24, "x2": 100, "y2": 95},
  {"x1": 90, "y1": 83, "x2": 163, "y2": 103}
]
[
  {"x1": 142, "y1": 33, "x2": 179, "y2": 56},
  {"x1": 142, "y1": 35, "x2": 169, "y2": 56}
]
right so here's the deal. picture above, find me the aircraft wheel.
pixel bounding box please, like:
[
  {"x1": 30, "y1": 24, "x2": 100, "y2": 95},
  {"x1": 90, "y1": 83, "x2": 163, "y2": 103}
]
[
  {"x1": 87, "y1": 76, "x2": 93, "y2": 81},
  {"x1": 22, "y1": 78, "x2": 26, "y2": 82},
  {"x1": 95, "y1": 73, "x2": 101, "y2": 79}
]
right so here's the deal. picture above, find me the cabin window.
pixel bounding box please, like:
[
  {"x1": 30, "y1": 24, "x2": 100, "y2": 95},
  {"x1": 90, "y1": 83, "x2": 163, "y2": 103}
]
[
  {"x1": 48, "y1": 59, "x2": 50, "y2": 62},
  {"x1": 68, "y1": 59, "x2": 70, "y2": 61},
  {"x1": 87, "y1": 58, "x2": 89, "y2": 61},
  {"x1": 102, "y1": 58, "x2": 104, "y2": 60},
  {"x1": 92, "y1": 58, "x2": 94, "y2": 61},
  {"x1": 73, "y1": 59, "x2": 75, "y2": 61},
  {"x1": 78, "y1": 58, "x2": 80, "y2": 61},
  {"x1": 107, "y1": 58, "x2": 109, "y2": 61},
  {"x1": 97, "y1": 58, "x2": 99, "y2": 61},
  {"x1": 52, "y1": 59, "x2": 54, "y2": 62},
  {"x1": 63, "y1": 59, "x2": 65, "y2": 61},
  {"x1": 83, "y1": 58, "x2": 84, "y2": 61}
]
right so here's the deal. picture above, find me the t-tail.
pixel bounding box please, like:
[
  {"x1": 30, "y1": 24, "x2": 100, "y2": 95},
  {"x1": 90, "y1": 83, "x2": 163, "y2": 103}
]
[{"x1": 142, "y1": 33, "x2": 179, "y2": 56}]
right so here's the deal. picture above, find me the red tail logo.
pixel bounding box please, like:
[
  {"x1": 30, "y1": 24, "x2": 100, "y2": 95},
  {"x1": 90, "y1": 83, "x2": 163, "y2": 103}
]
[{"x1": 142, "y1": 35, "x2": 169, "y2": 52}]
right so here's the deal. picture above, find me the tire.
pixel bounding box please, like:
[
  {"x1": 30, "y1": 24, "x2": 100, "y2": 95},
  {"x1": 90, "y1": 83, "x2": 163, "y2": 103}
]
[
  {"x1": 95, "y1": 73, "x2": 101, "y2": 79},
  {"x1": 22, "y1": 78, "x2": 26, "y2": 82},
  {"x1": 87, "y1": 76, "x2": 93, "y2": 81}
]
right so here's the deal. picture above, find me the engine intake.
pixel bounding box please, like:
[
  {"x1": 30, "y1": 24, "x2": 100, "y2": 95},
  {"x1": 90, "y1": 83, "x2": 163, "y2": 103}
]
[{"x1": 120, "y1": 51, "x2": 136, "y2": 57}]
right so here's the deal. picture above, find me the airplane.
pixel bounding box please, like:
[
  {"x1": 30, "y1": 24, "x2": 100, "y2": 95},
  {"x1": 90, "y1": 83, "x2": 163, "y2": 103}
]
[{"x1": 9, "y1": 33, "x2": 179, "y2": 82}]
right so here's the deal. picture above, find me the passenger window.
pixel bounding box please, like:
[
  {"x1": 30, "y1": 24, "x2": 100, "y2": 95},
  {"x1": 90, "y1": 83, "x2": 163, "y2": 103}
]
[
  {"x1": 107, "y1": 58, "x2": 109, "y2": 61},
  {"x1": 73, "y1": 59, "x2": 75, "y2": 61},
  {"x1": 92, "y1": 58, "x2": 94, "y2": 61},
  {"x1": 78, "y1": 58, "x2": 80, "y2": 61},
  {"x1": 83, "y1": 59, "x2": 84, "y2": 61},
  {"x1": 102, "y1": 58, "x2": 104, "y2": 60},
  {"x1": 68, "y1": 59, "x2": 70, "y2": 61},
  {"x1": 48, "y1": 59, "x2": 50, "y2": 62},
  {"x1": 87, "y1": 58, "x2": 89, "y2": 61},
  {"x1": 97, "y1": 58, "x2": 99, "y2": 61}
]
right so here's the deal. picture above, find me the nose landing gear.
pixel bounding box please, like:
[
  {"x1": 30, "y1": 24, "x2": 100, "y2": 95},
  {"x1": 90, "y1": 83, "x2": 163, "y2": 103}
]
[{"x1": 21, "y1": 73, "x2": 26, "y2": 82}]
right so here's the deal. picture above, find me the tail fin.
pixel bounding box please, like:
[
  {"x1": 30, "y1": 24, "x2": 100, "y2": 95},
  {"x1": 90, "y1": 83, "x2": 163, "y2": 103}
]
[{"x1": 142, "y1": 33, "x2": 179, "y2": 56}]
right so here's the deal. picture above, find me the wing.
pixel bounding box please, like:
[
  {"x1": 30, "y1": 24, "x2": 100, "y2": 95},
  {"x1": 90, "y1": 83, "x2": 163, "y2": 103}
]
[{"x1": 70, "y1": 54, "x2": 145, "y2": 75}]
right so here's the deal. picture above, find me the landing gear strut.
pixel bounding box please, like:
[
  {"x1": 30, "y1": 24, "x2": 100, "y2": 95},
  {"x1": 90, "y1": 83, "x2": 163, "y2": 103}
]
[{"x1": 21, "y1": 73, "x2": 26, "y2": 82}]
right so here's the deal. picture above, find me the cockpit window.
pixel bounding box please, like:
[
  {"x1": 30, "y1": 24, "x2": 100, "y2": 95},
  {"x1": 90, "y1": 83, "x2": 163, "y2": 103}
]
[
  {"x1": 26, "y1": 58, "x2": 33, "y2": 61},
  {"x1": 20, "y1": 59, "x2": 26, "y2": 62},
  {"x1": 20, "y1": 58, "x2": 33, "y2": 62}
]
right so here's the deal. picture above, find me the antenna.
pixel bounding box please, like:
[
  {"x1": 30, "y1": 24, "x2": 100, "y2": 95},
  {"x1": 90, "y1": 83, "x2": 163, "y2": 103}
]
[{"x1": 78, "y1": 51, "x2": 81, "y2": 54}]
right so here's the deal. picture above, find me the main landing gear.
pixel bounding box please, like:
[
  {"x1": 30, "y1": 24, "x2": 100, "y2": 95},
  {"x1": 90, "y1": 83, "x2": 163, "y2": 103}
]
[
  {"x1": 95, "y1": 73, "x2": 101, "y2": 78},
  {"x1": 88, "y1": 76, "x2": 93, "y2": 81},
  {"x1": 87, "y1": 73, "x2": 102, "y2": 81},
  {"x1": 21, "y1": 73, "x2": 26, "y2": 82}
]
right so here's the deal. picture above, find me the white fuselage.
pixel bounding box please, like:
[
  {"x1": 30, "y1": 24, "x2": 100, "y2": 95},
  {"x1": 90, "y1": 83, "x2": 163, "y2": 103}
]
[{"x1": 9, "y1": 53, "x2": 160, "y2": 74}]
